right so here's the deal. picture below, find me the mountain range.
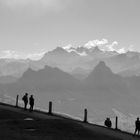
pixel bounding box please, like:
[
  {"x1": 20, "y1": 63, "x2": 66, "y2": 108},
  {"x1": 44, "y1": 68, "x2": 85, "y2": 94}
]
[
  {"x1": 1, "y1": 45, "x2": 140, "y2": 83},
  {"x1": 1, "y1": 45, "x2": 140, "y2": 122},
  {"x1": 1, "y1": 61, "x2": 140, "y2": 120}
]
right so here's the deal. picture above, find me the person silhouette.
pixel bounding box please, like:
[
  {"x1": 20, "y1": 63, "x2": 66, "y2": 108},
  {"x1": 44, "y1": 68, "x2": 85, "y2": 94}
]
[
  {"x1": 22, "y1": 93, "x2": 28, "y2": 110},
  {"x1": 29, "y1": 95, "x2": 34, "y2": 111},
  {"x1": 104, "y1": 118, "x2": 112, "y2": 128},
  {"x1": 134, "y1": 117, "x2": 140, "y2": 136}
]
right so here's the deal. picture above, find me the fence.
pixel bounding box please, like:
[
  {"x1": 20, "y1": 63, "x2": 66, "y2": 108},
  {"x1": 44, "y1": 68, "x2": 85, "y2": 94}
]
[
  {"x1": 0, "y1": 94, "x2": 137, "y2": 134},
  {"x1": 14, "y1": 94, "x2": 120, "y2": 130}
]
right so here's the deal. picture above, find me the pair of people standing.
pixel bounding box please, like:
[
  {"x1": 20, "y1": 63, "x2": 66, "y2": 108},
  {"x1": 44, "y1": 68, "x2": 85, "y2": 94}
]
[{"x1": 22, "y1": 93, "x2": 34, "y2": 111}]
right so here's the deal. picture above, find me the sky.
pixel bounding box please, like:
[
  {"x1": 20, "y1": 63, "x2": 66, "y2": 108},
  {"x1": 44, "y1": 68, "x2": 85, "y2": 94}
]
[{"x1": 0, "y1": 0, "x2": 140, "y2": 59}]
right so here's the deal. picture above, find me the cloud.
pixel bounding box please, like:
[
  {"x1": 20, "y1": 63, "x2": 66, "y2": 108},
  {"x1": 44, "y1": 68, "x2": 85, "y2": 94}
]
[
  {"x1": 0, "y1": 50, "x2": 20, "y2": 59},
  {"x1": 1, "y1": 0, "x2": 58, "y2": 7},
  {"x1": 102, "y1": 41, "x2": 119, "y2": 52},
  {"x1": 0, "y1": 50, "x2": 46, "y2": 60},
  {"x1": 0, "y1": 0, "x2": 69, "y2": 13},
  {"x1": 84, "y1": 39, "x2": 108, "y2": 49},
  {"x1": 84, "y1": 39, "x2": 132, "y2": 54},
  {"x1": 61, "y1": 39, "x2": 136, "y2": 56},
  {"x1": 27, "y1": 52, "x2": 46, "y2": 60},
  {"x1": 83, "y1": 39, "x2": 121, "y2": 52},
  {"x1": 62, "y1": 44, "x2": 73, "y2": 51},
  {"x1": 103, "y1": 42, "x2": 136, "y2": 53},
  {"x1": 61, "y1": 39, "x2": 130, "y2": 56}
]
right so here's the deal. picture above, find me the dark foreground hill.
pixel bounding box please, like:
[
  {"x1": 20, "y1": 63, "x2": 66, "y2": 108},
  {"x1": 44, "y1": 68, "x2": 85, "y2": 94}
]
[{"x1": 0, "y1": 103, "x2": 139, "y2": 140}]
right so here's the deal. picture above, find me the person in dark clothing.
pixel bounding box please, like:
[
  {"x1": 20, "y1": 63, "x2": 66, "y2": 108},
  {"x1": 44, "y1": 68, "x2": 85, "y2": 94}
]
[
  {"x1": 134, "y1": 117, "x2": 140, "y2": 136},
  {"x1": 104, "y1": 118, "x2": 112, "y2": 128},
  {"x1": 29, "y1": 95, "x2": 34, "y2": 111},
  {"x1": 22, "y1": 93, "x2": 28, "y2": 110}
]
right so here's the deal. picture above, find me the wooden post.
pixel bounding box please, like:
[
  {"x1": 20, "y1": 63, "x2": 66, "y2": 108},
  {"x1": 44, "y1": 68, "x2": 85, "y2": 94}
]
[
  {"x1": 115, "y1": 116, "x2": 118, "y2": 130},
  {"x1": 84, "y1": 108, "x2": 88, "y2": 123},
  {"x1": 48, "y1": 101, "x2": 52, "y2": 115},
  {"x1": 16, "y1": 95, "x2": 19, "y2": 107}
]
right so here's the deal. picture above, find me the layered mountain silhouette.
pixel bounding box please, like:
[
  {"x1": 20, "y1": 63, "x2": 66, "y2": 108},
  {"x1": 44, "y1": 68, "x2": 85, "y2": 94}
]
[
  {"x1": 19, "y1": 65, "x2": 81, "y2": 91},
  {"x1": 0, "y1": 65, "x2": 81, "y2": 95},
  {"x1": 85, "y1": 61, "x2": 125, "y2": 87},
  {"x1": 39, "y1": 46, "x2": 140, "y2": 77},
  {"x1": 81, "y1": 61, "x2": 128, "y2": 103},
  {"x1": 40, "y1": 47, "x2": 91, "y2": 73},
  {"x1": 105, "y1": 52, "x2": 140, "y2": 74},
  {"x1": 0, "y1": 60, "x2": 139, "y2": 94},
  {"x1": 1, "y1": 60, "x2": 140, "y2": 120},
  {"x1": 1, "y1": 46, "x2": 140, "y2": 81},
  {"x1": 0, "y1": 60, "x2": 132, "y2": 101}
]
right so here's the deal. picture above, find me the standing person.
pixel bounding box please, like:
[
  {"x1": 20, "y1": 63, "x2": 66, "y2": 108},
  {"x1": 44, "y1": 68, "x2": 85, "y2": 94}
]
[
  {"x1": 29, "y1": 95, "x2": 34, "y2": 111},
  {"x1": 134, "y1": 117, "x2": 140, "y2": 136},
  {"x1": 22, "y1": 93, "x2": 28, "y2": 110},
  {"x1": 104, "y1": 118, "x2": 112, "y2": 128}
]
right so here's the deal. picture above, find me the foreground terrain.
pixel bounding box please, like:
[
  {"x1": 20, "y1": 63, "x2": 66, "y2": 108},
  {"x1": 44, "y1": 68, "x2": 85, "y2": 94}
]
[{"x1": 0, "y1": 103, "x2": 139, "y2": 140}]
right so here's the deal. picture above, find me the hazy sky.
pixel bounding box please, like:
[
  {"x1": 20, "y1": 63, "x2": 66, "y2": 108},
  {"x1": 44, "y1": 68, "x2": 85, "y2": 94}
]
[{"x1": 0, "y1": 0, "x2": 140, "y2": 59}]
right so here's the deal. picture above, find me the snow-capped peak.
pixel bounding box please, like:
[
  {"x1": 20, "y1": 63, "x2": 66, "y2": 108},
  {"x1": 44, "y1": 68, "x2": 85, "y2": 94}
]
[
  {"x1": 62, "y1": 44, "x2": 87, "y2": 56},
  {"x1": 58, "y1": 39, "x2": 136, "y2": 57}
]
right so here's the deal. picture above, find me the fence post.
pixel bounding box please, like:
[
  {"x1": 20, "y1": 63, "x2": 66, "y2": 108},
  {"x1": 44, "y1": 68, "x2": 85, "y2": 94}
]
[
  {"x1": 16, "y1": 95, "x2": 19, "y2": 107},
  {"x1": 83, "y1": 108, "x2": 88, "y2": 123},
  {"x1": 115, "y1": 116, "x2": 118, "y2": 130},
  {"x1": 48, "y1": 101, "x2": 52, "y2": 115}
]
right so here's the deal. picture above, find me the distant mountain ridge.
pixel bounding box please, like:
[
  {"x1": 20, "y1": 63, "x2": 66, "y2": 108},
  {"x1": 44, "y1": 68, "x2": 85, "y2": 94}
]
[
  {"x1": 38, "y1": 46, "x2": 140, "y2": 77},
  {"x1": 0, "y1": 61, "x2": 137, "y2": 96},
  {"x1": 0, "y1": 65, "x2": 81, "y2": 94},
  {"x1": 1, "y1": 45, "x2": 140, "y2": 83}
]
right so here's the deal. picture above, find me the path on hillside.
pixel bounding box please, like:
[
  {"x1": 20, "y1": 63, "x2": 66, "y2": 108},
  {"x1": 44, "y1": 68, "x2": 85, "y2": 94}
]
[{"x1": 0, "y1": 103, "x2": 139, "y2": 140}]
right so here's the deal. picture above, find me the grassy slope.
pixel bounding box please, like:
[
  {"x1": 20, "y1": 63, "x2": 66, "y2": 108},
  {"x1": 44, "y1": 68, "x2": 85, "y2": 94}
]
[{"x1": 0, "y1": 103, "x2": 139, "y2": 140}]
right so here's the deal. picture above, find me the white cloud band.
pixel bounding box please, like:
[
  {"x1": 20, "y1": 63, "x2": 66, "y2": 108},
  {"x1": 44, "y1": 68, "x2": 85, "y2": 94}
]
[{"x1": 0, "y1": 50, "x2": 46, "y2": 60}]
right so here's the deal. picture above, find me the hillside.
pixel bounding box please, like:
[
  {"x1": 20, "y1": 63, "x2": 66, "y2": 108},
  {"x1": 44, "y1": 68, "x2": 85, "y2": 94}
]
[{"x1": 0, "y1": 103, "x2": 139, "y2": 140}]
